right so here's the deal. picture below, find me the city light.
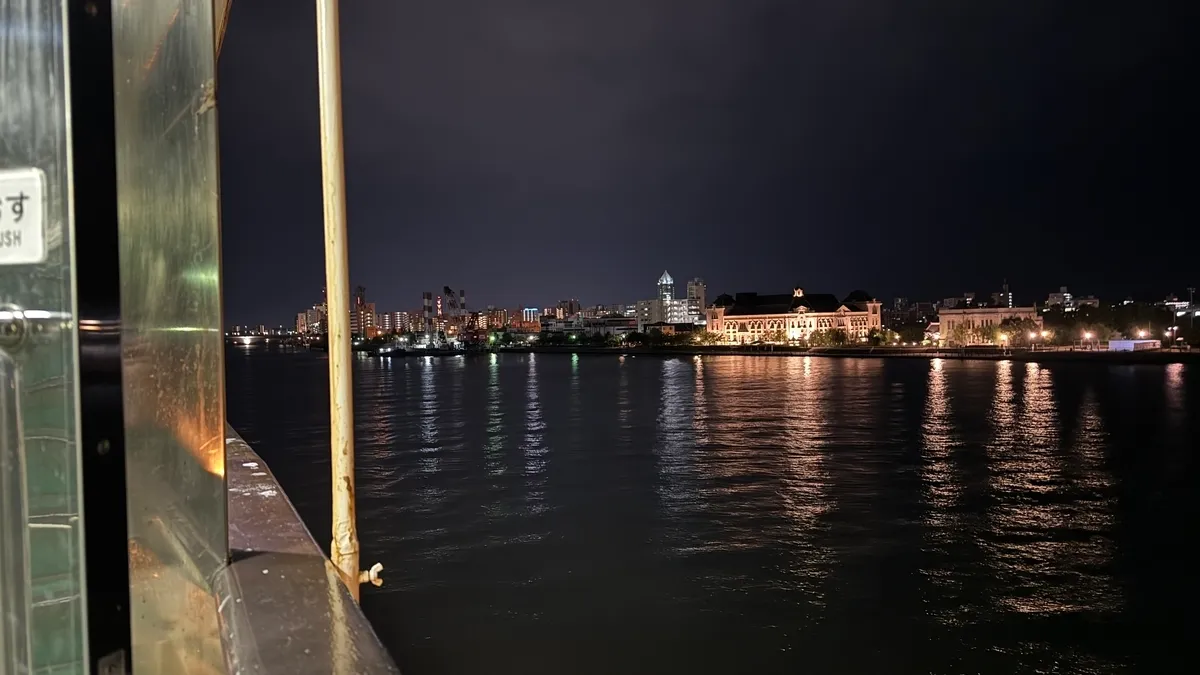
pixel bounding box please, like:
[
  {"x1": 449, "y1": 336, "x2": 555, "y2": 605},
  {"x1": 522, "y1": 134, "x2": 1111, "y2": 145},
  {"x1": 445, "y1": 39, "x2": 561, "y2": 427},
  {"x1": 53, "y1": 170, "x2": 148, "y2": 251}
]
[
  {"x1": 1138, "y1": 330, "x2": 1147, "y2": 338},
  {"x1": 1083, "y1": 332, "x2": 1093, "y2": 340},
  {"x1": 1028, "y1": 331, "x2": 1037, "y2": 339},
  {"x1": 999, "y1": 333, "x2": 1008, "y2": 342},
  {"x1": 1040, "y1": 330, "x2": 1049, "y2": 338}
]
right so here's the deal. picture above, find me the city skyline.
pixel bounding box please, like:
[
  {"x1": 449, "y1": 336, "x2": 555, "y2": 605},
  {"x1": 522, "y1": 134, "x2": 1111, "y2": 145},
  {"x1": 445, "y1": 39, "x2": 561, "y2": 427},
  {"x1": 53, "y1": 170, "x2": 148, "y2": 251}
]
[
  {"x1": 217, "y1": 1, "x2": 1193, "y2": 325},
  {"x1": 253, "y1": 274, "x2": 1193, "y2": 334}
]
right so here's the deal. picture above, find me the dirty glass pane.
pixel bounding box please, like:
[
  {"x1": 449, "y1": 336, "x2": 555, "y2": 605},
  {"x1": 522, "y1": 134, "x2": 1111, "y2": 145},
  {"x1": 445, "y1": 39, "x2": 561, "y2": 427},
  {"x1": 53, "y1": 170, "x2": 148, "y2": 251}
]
[
  {"x1": 0, "y1": 1, "x2": 88, "y2": 674},
  {"x1": 110, "y1": 1, "x2": 228, "y2": 671}
]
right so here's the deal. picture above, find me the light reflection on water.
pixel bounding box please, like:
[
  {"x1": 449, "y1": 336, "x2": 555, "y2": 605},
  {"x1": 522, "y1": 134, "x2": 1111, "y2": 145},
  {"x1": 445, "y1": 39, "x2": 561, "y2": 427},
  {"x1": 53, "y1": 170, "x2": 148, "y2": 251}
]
[{"x1": 226, "y1": 351, "x2": 1198, "y2": 675}]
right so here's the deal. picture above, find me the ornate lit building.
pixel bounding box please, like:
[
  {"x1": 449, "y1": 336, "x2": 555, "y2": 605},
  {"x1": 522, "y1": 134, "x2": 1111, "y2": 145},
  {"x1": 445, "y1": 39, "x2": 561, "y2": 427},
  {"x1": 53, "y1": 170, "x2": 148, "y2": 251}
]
[{"x1": 705, "y1": 288, "x2": 883, "y2": 344}]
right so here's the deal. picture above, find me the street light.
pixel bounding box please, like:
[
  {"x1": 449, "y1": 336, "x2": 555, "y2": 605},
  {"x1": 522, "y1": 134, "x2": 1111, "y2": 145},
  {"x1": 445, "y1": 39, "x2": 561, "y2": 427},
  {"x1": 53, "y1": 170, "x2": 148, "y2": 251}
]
[{"x1": 1137, "y1": 330, "x2": 1147, "y2": 339}]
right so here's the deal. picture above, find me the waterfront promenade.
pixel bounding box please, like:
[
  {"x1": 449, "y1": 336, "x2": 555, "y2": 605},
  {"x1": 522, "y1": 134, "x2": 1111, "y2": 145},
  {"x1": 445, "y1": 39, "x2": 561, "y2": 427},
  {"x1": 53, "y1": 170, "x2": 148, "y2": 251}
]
[{"x1": 483, "y1": 344, "x2": 1200, "y2": 365}]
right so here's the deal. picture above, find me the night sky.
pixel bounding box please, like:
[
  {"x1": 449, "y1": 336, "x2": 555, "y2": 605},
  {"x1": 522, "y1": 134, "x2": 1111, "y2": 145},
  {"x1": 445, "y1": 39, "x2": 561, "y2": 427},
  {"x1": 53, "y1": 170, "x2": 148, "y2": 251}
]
[{"x1": 217, "y1": 1, "x2": 1194, "y2": 327}]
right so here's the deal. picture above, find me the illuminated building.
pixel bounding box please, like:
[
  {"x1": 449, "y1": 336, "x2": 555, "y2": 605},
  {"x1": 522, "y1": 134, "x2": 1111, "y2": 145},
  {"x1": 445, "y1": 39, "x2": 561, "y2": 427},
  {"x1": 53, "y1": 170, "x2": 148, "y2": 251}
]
[
  {"x1": 486, "y1": 307, "x2": 509, "y2": 329},
  {"x1": 990, "y1": 281, "x2": 1013, "y2": 308},
  {"x1": 636, "y1": 270, "x2": 691, "y2": 330},
  {"x1": 705, "y1": 288, "x2": 883, "y2": 344},
  {"x1": 686, "y1": 278, "x2": 707, "y2": 325},
  {"x1": 348, "y1": 286, "x2": 377, "y2": 337},
  {"x1": 1047, "y1": 286, "x2": 1075, "y2": 310},
  {"x1": 376, "y1": 311, "x2": 410, "y2": 334},
  {"x1": 557, "y1": 299, "x2": 581, "y2": 317},
  {"x1": 295, "y1": 312, "x2": 307, "y2": 334},
  {"x1": 937, "y1": 306, "x2": 1041, "y2": 345},
  {"x1": 305, "y1": 306, "x2": 325, "y2": 334}
]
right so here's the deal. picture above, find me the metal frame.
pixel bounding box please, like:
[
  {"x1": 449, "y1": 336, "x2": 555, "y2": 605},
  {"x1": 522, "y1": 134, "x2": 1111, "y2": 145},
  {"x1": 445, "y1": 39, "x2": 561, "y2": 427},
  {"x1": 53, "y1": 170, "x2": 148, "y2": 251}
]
[{"x1": 65, "y1": 0, "x2": 134, "y2": 670}]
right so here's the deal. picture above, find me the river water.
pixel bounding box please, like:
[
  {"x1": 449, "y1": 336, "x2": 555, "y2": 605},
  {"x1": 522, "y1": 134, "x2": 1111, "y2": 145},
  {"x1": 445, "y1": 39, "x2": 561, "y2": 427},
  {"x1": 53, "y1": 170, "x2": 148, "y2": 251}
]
[{"x1": 225, "y1": 349, "x2": 1197, "y2": 675}]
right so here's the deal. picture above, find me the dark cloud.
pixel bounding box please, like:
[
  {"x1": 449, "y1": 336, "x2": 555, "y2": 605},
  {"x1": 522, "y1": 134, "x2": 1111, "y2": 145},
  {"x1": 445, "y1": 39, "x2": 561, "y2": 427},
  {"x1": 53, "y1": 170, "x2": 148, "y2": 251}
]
[{"x1": 219, "y1": 1, "x2": 1195, "y2": 325}]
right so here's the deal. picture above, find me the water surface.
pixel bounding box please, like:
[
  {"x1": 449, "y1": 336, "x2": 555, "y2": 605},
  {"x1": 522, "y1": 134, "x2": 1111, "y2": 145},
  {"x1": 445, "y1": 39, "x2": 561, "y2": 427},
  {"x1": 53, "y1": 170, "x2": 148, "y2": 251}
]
[{"x1": 226, "y1": 350, "x2": 1198, "y2": 674}]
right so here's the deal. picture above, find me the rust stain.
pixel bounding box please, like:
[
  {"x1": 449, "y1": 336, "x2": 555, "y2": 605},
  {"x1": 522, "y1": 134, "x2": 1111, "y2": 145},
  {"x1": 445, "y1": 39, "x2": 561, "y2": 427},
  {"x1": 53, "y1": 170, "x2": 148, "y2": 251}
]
[{"x1": 141, "y1": 6, "x2": 182, "y2": 75}]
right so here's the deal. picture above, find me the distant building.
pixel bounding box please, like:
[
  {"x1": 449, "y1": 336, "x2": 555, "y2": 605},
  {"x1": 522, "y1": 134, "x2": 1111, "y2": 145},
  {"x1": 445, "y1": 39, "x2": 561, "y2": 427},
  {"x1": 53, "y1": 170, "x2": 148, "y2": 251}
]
[
  {"x1": 1109, "y1": 339, "x2": 1160, "y2": 352},
  {"x1": 942, "y1": 293, "x2": 976, "y2": 309},
  {"x1": 1160, "y1": 294, "x2": 1189, "y2": 311},
  {"x1": 1075, "y1": 295, "x2": 1100, "y2": 309},
  {"x1": 644, "y1": 321, "x2": 698, "y2": 336},
  {"x1": 1047, "y1": 286, "x2": 1075, "y2": 310},
  {"x1": 635, "y1": 270, "x2": 691, "y2": 330},
  {"x1": 705, "y1": 288, "x2": 883, "y2": 344},
  {"x1": 556, "y1": 299, "x2": 581, "y2": 317},
  {"x1": 349, "y1": 286, "x2": 376, "y2": 338},
  {"x1": 990, "y1": 281, "x2": 1013, "y2": 308},
  {"x1": 305, "y1": 306, "x2": 325, "y2": 334},
  {"x1": 376, "y1": 311, "x2": 411, "y2": 334},
  {"x1": 686, "y1": 278, "x2": 707, "y2": 325},
  {"x1": 938, "y1": 306, "x2": 1041, "y2": 345},
  {"x1": 486, "y1": 307, "x2": 509, "y2": 329},
  {"x1": 295, "y1": 312, "x2": 308, "y2": 334}
]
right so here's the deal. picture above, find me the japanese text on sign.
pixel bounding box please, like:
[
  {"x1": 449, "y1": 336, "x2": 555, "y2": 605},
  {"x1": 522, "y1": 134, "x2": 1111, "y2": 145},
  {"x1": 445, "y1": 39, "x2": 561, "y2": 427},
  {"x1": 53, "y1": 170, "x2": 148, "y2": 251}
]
[{"x1": 0, "y1": 167, "x2": 47, "y2": 265}]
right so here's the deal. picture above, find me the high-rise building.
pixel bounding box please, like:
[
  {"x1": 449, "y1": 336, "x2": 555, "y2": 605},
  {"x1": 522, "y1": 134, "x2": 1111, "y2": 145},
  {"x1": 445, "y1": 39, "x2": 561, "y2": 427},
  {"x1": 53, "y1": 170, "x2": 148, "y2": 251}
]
[
  {"x1": 657, "y1": 271, "x2": 675, "y2": 304},
  {"x1": 295, "y1": 312, "x2": 308, "y2": 334},
  {"x1": 522, "y1": 307, "x2": 539, "y2": 323},
  {"x1": 486, "y1": 307, "x2": 509, "y2": 329},
  {"x1": 422, "y1": 292, "x2": 434, "y2": 333},
  {"x1": 377, "y1": 311, "x2": 411, "y2": 334},
  {"x1": 556, "y1": 299, "x2": 581, "y2": 318},
  {"x1": 636, "y1": 271, "x2": 691, "y2": 329},
  {"x1": 686, "y1": 278, "x2": 707, "y2": 325},
  {"x1": 348, "y1": 286, "x2": 377, "y2": 337},
  {"x1": 304, "y1": 306, "x2": 325, "y2": 334}
]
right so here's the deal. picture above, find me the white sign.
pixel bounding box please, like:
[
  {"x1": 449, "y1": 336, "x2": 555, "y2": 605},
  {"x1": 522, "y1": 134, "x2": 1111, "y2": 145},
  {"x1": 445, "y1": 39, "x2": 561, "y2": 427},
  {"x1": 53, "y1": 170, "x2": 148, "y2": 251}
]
[{"x1": 0, "y1": 167, "x2": 47, "y2": 265}]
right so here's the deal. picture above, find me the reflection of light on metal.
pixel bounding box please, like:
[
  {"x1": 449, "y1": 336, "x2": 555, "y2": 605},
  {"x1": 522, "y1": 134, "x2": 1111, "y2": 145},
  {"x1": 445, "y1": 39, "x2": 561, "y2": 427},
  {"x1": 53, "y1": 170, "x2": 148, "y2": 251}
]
[
  {"x1": 173, "y1": 416, "x2": 226, "y2": 478},
  {"x1": 158, "y1": 326, "x2": 220, "y2": 333},
  {"x1": 182, "y1": 267, "x2": 220, "y2": 286}
]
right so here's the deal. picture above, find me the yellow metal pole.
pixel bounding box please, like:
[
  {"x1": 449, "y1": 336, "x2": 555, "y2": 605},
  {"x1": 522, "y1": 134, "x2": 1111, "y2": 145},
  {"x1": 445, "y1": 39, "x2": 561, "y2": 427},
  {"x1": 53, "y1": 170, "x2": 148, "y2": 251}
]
[{"x1": 315, "y1": 0, "x2": 359, "y2": 601}]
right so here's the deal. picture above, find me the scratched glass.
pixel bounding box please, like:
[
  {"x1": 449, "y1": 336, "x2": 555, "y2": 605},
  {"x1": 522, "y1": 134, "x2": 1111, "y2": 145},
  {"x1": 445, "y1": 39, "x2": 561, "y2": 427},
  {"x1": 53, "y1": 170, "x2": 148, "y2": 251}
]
[
  {"x1": 111, "y1": 1, "x2": 228, "y2": 671},
  {"x1": 0, "y1": 1, "x2": 89, "y2": 673}
]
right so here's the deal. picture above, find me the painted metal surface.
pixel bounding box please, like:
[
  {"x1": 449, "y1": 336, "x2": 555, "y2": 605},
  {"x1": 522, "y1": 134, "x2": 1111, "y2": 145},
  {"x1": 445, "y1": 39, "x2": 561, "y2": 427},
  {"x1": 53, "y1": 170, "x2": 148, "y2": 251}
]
[
  {"x1": 220, "y1": 430, "x2": 398, "y2": 674},
  {"x1": 315, "y1": 0, "x2": 361, "y2": 602}
]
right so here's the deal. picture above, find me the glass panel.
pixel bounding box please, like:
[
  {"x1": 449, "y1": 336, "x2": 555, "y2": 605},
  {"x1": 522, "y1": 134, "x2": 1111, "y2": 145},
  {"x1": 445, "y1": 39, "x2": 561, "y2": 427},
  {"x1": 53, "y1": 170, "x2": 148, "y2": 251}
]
[
  {"x1": 0, "y1": 1, "x2": 89, "y2": 674},
  {"x1": 110, "y1": 1, "x2": 227, "y2": 671}
]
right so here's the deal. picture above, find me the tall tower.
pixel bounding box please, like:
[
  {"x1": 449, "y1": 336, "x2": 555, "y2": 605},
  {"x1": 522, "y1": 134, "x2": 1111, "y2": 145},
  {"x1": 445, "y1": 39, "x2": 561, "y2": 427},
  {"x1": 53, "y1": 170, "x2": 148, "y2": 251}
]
[
  {"x1": 422, "y1": 291, "x2": 434, "y2": 333},
  {"x1": 686, "y1": 278, "x2": 707, "y2": 324},
  {"x1": 687, "y1": 278, "x2": 706, "y2": 309},
  {"x1": 657, "y1": 270, "x2": 675, "y2": 302}
]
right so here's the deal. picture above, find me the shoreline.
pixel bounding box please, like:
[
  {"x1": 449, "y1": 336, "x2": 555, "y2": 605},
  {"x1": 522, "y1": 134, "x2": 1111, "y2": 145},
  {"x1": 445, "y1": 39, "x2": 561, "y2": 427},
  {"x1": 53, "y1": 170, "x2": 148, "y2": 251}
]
[{"x1": 377, "y1": 345, "x2": 1200, "y2": 365}]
